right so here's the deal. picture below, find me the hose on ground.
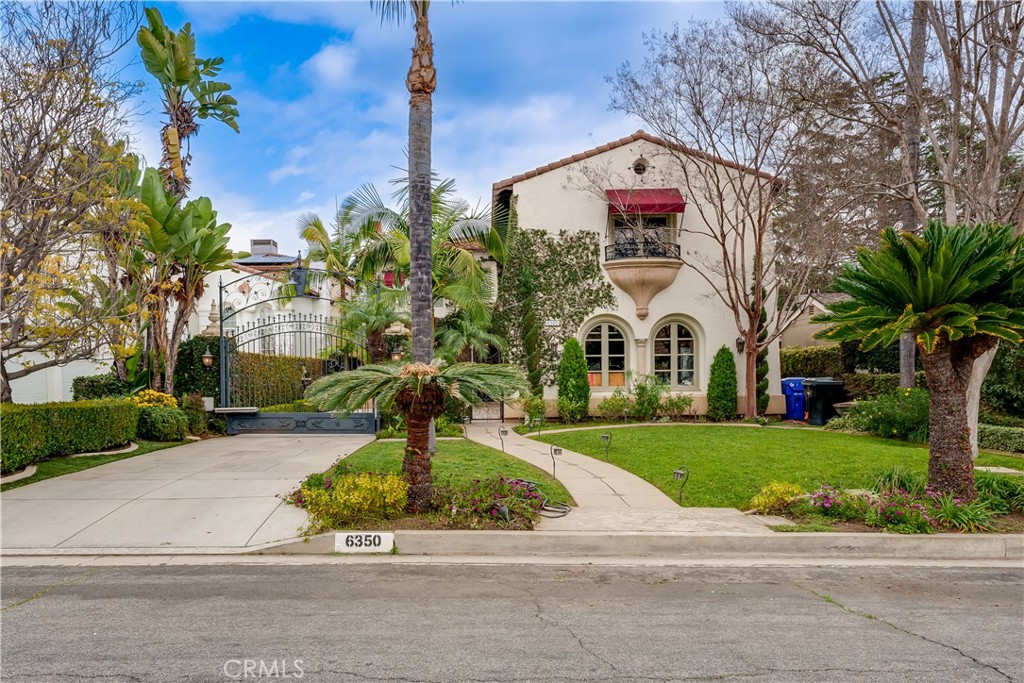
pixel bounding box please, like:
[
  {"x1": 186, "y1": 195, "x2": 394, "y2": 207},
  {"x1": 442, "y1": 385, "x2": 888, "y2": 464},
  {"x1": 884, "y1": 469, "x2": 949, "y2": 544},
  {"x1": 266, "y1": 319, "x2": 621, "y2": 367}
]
[{"x1": 508, "y1": 478, "x2": 572, "y2": 518}]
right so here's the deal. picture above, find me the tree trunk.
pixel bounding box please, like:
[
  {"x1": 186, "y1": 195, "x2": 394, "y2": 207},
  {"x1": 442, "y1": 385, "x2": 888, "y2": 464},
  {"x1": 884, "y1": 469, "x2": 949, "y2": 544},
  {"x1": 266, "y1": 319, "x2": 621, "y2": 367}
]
[
  {"x1": 899, "y1": 332, "x2": 916, "y2": 389},
  {"x1": 1, "y1": 363, "x2": 12, "y2": 403},
  {"x1": 407, "y1": 4, "x2": 436, "y2": 366},
  {"x1": 743, "y1": 340, "x2": 758, "y2": 419},
  {"x1": 921, "y1": 340, "x2": 991, "y2": 500},
  {"x1": 403, "y1": 410, "x2": 433, "y2": 513},
  {"x1": 966, "y1": 344, "x2": 998, "y2": 458}
]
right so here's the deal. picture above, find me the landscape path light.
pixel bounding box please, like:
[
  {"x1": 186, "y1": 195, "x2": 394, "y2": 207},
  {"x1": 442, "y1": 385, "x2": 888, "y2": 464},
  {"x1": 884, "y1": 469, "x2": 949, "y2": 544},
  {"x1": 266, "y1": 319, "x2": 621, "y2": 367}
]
[
  {"x1": 673, "y1": 465, "x2": 690, "y2": 504},
  {"x1": 600, "y1": 431, "x2": 612, "y2": 460},
  {"x1": 549, "y1": 444, "x2": 562, "y2": 479},
  {"x1": 498, "y1": 426, "x2": 509, "y2": 453}
]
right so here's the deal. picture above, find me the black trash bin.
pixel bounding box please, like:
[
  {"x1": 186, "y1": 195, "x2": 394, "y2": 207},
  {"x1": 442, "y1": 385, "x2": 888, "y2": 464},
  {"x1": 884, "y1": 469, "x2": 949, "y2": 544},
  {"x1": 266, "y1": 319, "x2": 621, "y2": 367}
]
[{"x1": 803, "y1": 377, "x2": 846, "y2": 426}]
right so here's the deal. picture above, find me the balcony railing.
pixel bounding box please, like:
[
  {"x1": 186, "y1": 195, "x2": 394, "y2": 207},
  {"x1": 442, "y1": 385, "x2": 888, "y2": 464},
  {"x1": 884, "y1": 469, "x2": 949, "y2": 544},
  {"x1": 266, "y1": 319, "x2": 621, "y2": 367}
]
[{"x1": 605, "y1": 240, "x2": 682, "y2": 261}]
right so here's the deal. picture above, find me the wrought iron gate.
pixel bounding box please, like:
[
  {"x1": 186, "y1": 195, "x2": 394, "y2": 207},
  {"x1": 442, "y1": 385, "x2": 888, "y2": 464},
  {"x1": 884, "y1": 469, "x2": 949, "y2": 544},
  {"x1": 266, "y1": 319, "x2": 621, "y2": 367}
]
[{"x1": 217, "y1": 264, "x2": 376, "y2": 435}]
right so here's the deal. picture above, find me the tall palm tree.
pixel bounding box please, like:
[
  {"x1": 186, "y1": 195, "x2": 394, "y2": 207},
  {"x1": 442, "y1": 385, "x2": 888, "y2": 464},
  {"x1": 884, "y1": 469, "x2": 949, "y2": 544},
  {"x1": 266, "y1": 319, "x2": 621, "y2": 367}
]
[
  {"x1": 307, "y1": 361, "x2": 527, "y2": 511},
  {"x1": 436, "y1": 312, "x2": 506, "y2": 363},
  {"x1": 372, "y1": 0, "x2": 436, "y2": 364},
  {"x1": 815, "y1": 222, "x2": 1024, "y2": 499},
  {"x1": 343, "y1": 177, "x2": 503, "y2": 324}
]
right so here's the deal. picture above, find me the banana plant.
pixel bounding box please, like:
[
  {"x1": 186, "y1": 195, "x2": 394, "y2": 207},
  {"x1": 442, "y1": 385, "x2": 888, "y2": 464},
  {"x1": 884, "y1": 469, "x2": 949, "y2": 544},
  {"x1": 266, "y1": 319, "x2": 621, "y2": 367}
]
[
  {"x1": 137, "y1": 7, "x2": 239, "y2": 197},
  {"x1": 137, "y1": 168, "x2": 234, "y2": 394}
]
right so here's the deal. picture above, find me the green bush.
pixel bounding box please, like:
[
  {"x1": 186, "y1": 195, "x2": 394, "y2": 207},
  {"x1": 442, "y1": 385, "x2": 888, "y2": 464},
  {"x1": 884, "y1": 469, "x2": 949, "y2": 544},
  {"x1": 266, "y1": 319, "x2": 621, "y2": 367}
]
[
  {"x1": 660, "y1": 394, "x2": 694, "y2": 419},
  {"x1": 839, "y1": 372, "x2": 926, "y2": 400},
  {"x1": 631, "y1": 374, "x2": 669, "y2": 421},
  {"x1": 174, "y1": 335, "x2": 222, "y2": 404},
  {"x1": 0, "y1": 400, "x2": 139, "y2": 473},
  {"x1": 779, "y1": 345, "x2": 843, "y2": 378},
  {"x1": 595, "y1": 389, "x2": 634, "y2": 420},
  {"x1": 838, "y1": 340, "x2": 908, "y2": 374},
  {"x1": 846, "y1": 388, "x2": 930, "y2": 443},
  {"x1": 980, "y1": 411, "x2": 1024, "y2": 429},
  {"x1": 707, "y1": 345, "x2": 738, "y2": 422},
  {"x1": 518, "y1": 394, "x2": 547, "y2": 427},
  {"x1": 72, "y1": 373, "x2": 130, "y2": 400},
  {"x1": 137, "y1": 406, "x2": 189, "y2": 442},
  {"x1": 179, "y1": 393, "x2": 208, "y2": 435},
  {"x1": 982, "y1": 344, "x2": 1024, "y2": 418},
  {"x1": 748, "y1": 481, "x2": 803, "y2": 514},
  {"x1": 299, "y1": 472, "x2": 408, "y2": 534},
  {"x1": 556, "y1": 338, "x2": 590, "y2": 423},
  {"x1": 978, "y1": 425, "x2": 1024, "y2": 453},
  {"x1": 232, "y1": 352, "x2": 327, "y2": 408}
]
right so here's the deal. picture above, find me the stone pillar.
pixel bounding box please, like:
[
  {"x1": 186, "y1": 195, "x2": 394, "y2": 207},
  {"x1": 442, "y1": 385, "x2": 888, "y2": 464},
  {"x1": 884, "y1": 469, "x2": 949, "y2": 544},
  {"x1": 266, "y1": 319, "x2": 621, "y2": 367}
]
[{"x1": 636, "y1": 338, "x2": 647, "y2": 376}]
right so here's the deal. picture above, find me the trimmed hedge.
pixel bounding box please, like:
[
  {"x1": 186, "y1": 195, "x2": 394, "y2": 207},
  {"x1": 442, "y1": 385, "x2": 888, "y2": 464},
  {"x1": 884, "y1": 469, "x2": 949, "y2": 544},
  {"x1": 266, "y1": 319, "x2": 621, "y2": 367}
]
[
  {"x1": 978, "y1": 425, "x2": 1024, "y2": 454},
  {"x1": 0, "y1": 400, "x2": 139, "y2": 473},
  {"x1": 839, "y1": 372, "x2": 927, "y2": 400},
  {"x1": 780, "y1": 346, "x2": 843, "y2": 379},
  {"x1": 179, "y1": 393, "x2": 208, "y2": 435},
  {"x1": 137, "y1": 406, "x2": 189, "y2": 442},
  {"x1": 231, "y1": 352, "x2": 327, "y2": 408},
  {"x1": 72, "y1": 372, "x2": 130, "y2": 400},
  {"x1": 175, "y1": 335, "x2": 221, "y2": 403}
]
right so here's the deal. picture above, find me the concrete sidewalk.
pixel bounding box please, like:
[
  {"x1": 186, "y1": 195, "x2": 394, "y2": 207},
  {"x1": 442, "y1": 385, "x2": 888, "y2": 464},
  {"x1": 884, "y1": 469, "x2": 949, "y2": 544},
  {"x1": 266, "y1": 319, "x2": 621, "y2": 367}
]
[
  {"x1": 464, "y1": 422, "x2": 770, "y2": 534},
  {"x1": 1, "y1": 434, "x2": 371, "y2": 552}
]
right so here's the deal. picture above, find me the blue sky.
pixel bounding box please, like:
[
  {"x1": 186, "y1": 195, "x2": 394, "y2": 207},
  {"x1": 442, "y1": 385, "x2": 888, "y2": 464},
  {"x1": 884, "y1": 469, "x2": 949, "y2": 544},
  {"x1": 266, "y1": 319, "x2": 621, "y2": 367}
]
[{"x1": 126, "y1": 1, "x2": 725, "y2": 255}]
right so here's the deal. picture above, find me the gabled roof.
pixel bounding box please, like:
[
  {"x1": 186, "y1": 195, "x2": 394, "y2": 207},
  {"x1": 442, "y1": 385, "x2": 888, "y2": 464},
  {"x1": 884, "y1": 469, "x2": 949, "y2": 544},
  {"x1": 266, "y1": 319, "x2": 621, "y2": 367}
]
[{"x1": 492, "y1": 130, "x2": 781, "y2": 192}]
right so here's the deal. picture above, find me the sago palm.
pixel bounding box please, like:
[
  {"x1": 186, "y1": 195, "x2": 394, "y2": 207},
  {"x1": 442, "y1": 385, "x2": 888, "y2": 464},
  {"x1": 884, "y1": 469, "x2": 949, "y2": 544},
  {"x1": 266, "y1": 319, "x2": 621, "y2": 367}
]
[
  {"x1": 306, "y1": 361, "x2": 528, "y2": 511},
  {"x1": 815, "y1": 222, "x2": 1024, "y2": 498}
]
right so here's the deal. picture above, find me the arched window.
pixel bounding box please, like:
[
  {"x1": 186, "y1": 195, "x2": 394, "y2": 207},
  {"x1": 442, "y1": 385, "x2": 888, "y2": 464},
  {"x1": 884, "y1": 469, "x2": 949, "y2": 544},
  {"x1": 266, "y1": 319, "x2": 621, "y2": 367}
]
[
  {"x1": 584, "y1": 323, "x2": 627, "y2": 388},
  {"x1": 653, "y1": 322, "x2": 695, "y2": 388}
]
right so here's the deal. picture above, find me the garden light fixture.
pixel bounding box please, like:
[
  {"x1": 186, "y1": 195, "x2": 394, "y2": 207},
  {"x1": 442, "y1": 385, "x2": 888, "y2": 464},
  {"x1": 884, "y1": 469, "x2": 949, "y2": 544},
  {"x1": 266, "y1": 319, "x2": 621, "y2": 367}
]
[
  {"x1": 600, "y1": 431, "x2": 612, "y2": 460},
  {"x1": 735, "y1": 336, "x2": 746, "y2": 353},
  {"x1": 201, "y1": 346, "x2": 214, "y2": 368},
  {"x1": 549, "y1": 444, "x2": 562, "y2": 479},
  {"x1": 498, "y1": 426, "x2": 509, "y2": 453},
  {"x1": 673, "y1": 465, "x2": 690, "y2": 504}
]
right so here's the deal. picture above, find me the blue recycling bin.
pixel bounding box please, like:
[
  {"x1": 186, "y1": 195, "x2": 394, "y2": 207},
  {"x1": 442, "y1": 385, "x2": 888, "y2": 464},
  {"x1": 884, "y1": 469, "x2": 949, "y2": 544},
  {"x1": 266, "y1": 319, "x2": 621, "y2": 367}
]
[{"x1": 781, "y1": 377, "x2": 806, "y2": 421}]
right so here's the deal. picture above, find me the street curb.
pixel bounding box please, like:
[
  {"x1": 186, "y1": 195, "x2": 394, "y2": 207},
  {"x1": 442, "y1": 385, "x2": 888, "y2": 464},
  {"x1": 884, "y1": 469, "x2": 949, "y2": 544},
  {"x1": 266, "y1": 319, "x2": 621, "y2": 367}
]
[{"x1": 388, "y1": 530, "x2": 1024, "y2": 560}]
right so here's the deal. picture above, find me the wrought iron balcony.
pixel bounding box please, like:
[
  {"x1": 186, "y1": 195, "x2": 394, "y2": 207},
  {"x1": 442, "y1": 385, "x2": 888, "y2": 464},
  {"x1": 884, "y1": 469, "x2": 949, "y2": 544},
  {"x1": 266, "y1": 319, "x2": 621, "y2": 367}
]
[{"x1": 605, "y1": 240, "x2": 682, "y2": 261}]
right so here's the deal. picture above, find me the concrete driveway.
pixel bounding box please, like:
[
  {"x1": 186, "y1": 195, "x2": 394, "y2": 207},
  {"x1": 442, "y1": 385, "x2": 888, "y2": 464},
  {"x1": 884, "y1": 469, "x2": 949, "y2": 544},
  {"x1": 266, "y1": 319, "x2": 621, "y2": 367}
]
[{"x1": 1, "y1": 434, "x2": 372, "y2": 552}]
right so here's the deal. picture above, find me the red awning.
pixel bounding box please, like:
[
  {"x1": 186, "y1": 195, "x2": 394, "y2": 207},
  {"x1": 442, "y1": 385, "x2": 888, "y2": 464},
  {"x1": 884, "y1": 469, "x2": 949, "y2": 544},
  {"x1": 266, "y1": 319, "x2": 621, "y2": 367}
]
[{"x1": 606, "y1": 189, "x2": 686, "y2": 214}]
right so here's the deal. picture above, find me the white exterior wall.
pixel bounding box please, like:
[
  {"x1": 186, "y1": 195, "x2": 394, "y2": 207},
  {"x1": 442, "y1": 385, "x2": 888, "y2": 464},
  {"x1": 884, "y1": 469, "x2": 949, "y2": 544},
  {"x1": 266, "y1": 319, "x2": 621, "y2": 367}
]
[{"x1": 507, "y1": 139, "x2": 784, "y2": 414}]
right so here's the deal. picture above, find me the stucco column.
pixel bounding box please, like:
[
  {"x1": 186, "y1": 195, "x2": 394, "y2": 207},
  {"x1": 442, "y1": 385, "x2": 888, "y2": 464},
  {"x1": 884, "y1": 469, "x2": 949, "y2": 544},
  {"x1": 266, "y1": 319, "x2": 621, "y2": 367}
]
[{"x1": 636, "y1": 338, "x2": 647, "y2": 376}]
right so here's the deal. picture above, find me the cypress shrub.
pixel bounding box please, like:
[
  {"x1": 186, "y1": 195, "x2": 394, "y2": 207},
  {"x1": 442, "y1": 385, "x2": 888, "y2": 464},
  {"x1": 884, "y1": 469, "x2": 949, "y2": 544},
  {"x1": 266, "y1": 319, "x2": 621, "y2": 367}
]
[
  {"x1": 137, "y1": 406, "x2": 189, "y2": 442},
  {"x1": 0, "y1": 400, "x2": 140, "y2": 473},
  {"x1": 707, "y1": 345, "x2": 738, "y2": 422},
  {"x1": 556, "y1": 338, "x2": 590, "y2": 422},
  {"x1": 754, "y1": 291, "x2": 769, "y2": 415},
  {"x1": 179, "y1": 393, "x2": 208, "y2": 435}
]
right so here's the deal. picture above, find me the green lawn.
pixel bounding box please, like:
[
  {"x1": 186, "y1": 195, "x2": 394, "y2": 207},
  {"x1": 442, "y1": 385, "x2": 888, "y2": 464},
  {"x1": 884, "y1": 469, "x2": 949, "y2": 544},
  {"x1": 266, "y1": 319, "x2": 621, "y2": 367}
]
[
  {"x1": 0, "y1": 439, "x2": 192, "y2": 492},
  {"x1": 339, "y1": 439, "x2": 573, "y2": 505},
  {"x1": 536, "y1": 425, "x2": 1023, "y2": 509}
]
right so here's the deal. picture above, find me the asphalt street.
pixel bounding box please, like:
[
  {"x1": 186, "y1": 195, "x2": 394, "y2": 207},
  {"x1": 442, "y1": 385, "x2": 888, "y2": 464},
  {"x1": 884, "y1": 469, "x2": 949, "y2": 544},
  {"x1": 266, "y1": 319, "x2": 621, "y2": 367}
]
[{"x1": 1, "y1": 562, "x2": 1021, "y2": 682}]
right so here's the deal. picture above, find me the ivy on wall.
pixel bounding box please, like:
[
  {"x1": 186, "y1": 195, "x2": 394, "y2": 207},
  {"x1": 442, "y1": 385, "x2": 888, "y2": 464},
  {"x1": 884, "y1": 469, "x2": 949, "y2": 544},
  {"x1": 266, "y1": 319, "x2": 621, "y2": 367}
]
[{"x1": 493, "y1": 197, "x2": 617, "y2": 392}]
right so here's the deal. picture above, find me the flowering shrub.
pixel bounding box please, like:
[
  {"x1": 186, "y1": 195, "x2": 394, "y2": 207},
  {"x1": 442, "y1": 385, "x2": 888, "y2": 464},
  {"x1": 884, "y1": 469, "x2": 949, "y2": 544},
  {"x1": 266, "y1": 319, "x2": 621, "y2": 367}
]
[
  {"x1": 299, "y1": 472, "x2": 408, "y2": 534},
  {"x1": 748, "y1": 482, "x2": 803, "y2": 514},
  {"x1": 442, "y1": 477, "x2": 545, "y2": 530},
  {"x1": 129, "y1": 390, "x2": 178, "y2": 408},
  {"x1": 865, "y1": 490, "x2": 933, "y2": 534},
  {"x1": 845, "y1": 388, "x2": 930, "y2": 443},
  {"x1": 808, "y1": 485, "x2": 869, "y2": 521}
]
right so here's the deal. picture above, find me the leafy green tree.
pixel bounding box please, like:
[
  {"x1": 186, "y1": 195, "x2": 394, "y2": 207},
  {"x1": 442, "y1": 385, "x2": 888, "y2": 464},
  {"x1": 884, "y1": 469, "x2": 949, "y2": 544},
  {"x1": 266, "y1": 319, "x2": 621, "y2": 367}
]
[
  {"x1": 137, "y1": 7, "x2": 239, "y2": 197},
  {"x1": 556, "y1": 338, "x2": 590, "y2": 423},
  {"x1": 338, "y1": 292, "x2": 409, "y2": 364},
  {"x1": 306, "y1": 361, "x2": 527, "y2": 511},
  {"x1": 815, "y1": 222, "x2": 1024, "y2": 498},
  {"x1": 707, "y1": 346, "x2": 738, "y2": 422}
]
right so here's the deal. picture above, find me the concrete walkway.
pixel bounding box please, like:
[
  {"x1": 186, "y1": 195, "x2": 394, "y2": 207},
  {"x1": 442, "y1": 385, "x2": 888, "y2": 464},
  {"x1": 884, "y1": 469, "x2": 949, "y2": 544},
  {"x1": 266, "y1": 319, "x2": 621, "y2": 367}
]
[
  {"x1": 464, "y1": 423, "x2": 770, "y2": 534},
  {"x1": 1, "y1": 434, "x2": 372, "y2": 552}
]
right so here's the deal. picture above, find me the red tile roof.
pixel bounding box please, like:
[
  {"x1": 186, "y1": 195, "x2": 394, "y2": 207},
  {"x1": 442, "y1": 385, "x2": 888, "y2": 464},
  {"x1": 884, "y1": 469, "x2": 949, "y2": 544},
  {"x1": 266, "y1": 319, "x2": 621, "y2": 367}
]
[{"x1": 492, "y1": 130, "x2": 781, "y2": 192}]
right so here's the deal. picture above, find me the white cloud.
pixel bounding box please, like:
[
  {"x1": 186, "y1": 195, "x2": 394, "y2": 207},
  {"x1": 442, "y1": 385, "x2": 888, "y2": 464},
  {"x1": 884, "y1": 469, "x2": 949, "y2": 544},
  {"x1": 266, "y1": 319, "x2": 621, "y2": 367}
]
[
  {"x1": 301, "y1": 42, "x2": 357, "y2": 89},
  {"x1": 296, "y1": 191, "x2": 316, "y2": 204}
]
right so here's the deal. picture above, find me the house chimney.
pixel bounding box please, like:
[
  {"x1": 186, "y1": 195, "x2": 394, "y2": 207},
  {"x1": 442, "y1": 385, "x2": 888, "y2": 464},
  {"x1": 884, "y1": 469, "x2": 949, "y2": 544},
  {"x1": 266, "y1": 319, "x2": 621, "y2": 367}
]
[{"x1": 250, "y1": 239, "x2": 278, "y2": 256}]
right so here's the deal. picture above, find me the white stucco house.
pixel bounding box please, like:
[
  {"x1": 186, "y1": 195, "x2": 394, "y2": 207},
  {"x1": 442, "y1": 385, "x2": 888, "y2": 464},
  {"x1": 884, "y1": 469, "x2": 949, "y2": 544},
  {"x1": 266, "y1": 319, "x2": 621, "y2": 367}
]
[
  {"x1": 493, "y1": 130, "x2": 785, "y2": 415},
  {"x1": 780, "y1": 293, "x2": 852, "y2": 348}
]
